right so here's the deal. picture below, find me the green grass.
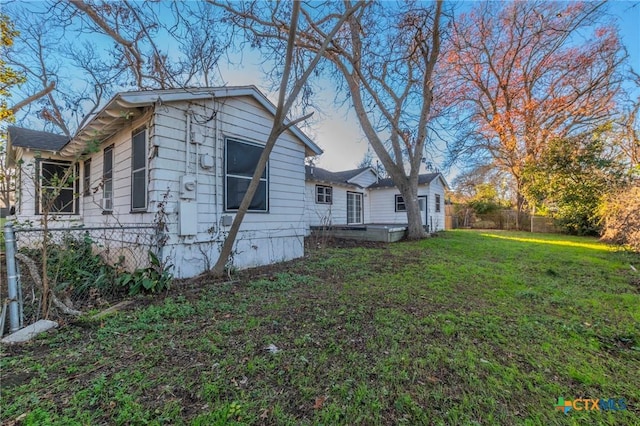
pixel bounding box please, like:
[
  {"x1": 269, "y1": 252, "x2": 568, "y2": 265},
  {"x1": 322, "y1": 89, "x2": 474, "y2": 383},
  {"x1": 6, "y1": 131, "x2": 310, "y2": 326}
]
[{"x1": 2, "y1": 230, "x2": 639, "y2": 425}]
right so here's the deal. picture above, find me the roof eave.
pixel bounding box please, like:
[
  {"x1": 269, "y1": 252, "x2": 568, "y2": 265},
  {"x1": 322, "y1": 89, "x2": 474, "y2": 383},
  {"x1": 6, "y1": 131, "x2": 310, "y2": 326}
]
[{"x1": 62, "y1": 86, "x2": 323, "y2": 157}]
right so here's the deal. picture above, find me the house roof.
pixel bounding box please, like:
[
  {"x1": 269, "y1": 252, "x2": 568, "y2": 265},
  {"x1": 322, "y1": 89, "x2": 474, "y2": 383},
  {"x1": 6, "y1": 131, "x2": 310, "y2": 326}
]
[
  {"x1": 368, "y1": 173, "x2": 442, "y2": 189},
  {"x1": 7, "y1": 126, "x2": 69, "y2": 152},
  {"x1": 305, "y1": 166, "x2": 372, "y2": 187},
  {"x1": 306, "y1": 166, "x2": 449, "y2": 190},
  {"x1": 60, "y1": 85, "x2": 323, "y2": 157}
]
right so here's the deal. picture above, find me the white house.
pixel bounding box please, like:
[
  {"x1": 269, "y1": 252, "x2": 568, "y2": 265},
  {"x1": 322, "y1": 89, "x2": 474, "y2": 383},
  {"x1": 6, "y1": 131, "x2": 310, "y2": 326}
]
[
  {"x1": 8, "y1": 86, "x2": 322, "y2": 278},
  {"x1": 305, "y1": 165, "x2": 448, "y2": 232}
]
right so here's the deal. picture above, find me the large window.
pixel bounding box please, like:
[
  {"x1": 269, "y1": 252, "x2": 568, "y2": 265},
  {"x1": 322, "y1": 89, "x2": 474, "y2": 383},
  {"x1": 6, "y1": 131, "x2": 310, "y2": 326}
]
[
  {"x1": 225, "y1": 138, "x2": 268, "y2": 212},
  {"x1": 83, "y1": 159, "x2": 91, "y2": 197},
  {"x1": 131, "y1": 128, "x2": 147, "y2": 211},
  {"x1": 347, "y1": 191, "x2": 363, "y2": 224},
  {"x1": 103, "y1": 145, "x2": 114, "y2": 212},
  {"x1": 395, "y1": 194, "x2": 406, "y2": 212},
  {"x1": 316, "y1": 185, "x2": 332, "y2": 204},
  {"x1": 37, "y1": 160, "x2": 77, "y2": 214},
  {"x1": 435, "y1": 194, "x2": 441, "y2": 213}
]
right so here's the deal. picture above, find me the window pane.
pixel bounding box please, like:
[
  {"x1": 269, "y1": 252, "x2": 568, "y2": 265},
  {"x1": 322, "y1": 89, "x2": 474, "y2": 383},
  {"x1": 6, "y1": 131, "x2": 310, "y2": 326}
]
[
  {"x1": 50, "y1": 189, "x2": 74, "y2": 213},
  {"x1": 132, "y1": 170, "x2": 146, "y2": 209},
  {"x1": 42, "y1": 162, "x2": 73, "y2": 188},
  {"x1": 132, "y1": 130, "x2": 146, "y2": 170},
  {"x1": 83, "y1": 160, "x2": 91, "y2": 195},
  {"x1": 104, "y1": 147, "x2": 113, "y2": 178},
  {"x1": 227, "y1": 140, "x2": 265, "y2": 178},
  {"x1": 226, "y1": 177, "x2": 267, "y2": 211}
]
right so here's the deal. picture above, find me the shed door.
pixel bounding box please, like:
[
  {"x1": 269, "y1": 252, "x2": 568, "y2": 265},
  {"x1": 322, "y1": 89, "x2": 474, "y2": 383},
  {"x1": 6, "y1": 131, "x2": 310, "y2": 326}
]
[{"x1": 418, "y1": 196, "x2": 428, "y2": 229}]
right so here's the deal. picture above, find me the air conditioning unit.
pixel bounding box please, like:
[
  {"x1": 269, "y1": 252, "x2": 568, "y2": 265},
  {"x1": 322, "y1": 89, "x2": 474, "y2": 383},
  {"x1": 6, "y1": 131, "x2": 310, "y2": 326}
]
[{"x1": 101, "y1": 198, "x2": 113, "y2": 211}]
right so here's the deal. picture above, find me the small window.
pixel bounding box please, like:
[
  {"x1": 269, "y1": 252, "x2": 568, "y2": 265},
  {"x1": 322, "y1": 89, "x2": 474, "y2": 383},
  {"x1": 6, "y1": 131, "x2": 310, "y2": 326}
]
[
  {"x1": 131, "y1": 128, "x2": 147, "y2": 211},
  {"x1": 83, "y1": 159, "x2": 91, "y2": 197},
  {"x1": 395, "y1": 195, "x2": 406, "y2": 212},
  {"x1": 435, "y1": 194, "x2": 441, "y2": 213},
  {"x1": 225, "y1": 138, "x2": 268, "y2": 211},
  {"x1": 37, "y1": 160, "x2": 77, "y2": 214},
  {"x1": 103, "y1": 146, "x2": 114, "y2": 211},
  {"x1": 316, "y1": 185, "x2": 332, "y2": 204}
]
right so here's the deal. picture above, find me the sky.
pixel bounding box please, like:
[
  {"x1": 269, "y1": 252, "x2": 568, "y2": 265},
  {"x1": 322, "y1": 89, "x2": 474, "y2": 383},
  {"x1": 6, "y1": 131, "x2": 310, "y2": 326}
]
[
  {"x1": 7, "y1": 1, "x2": 640, "y2": 182},
  {"x1": 217, "y1": 1, "x2": 640, "y2": 177}
]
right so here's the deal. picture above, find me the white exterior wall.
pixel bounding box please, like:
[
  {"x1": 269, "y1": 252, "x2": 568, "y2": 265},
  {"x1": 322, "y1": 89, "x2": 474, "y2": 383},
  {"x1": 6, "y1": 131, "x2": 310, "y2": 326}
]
[
  {"x1": 81, "y1": 112, "x2": 155, "y2": 228},
  {"x1": 368, "y1": 185, "x2": 431, "y2": 225},
  {"x1": 348, "y1": 169, "x2": 377, "y2": 187},
  {"x1": 152, "y1": 95, "x2": 309, "y2": 278},
  {"x1": 367, "y1": 179, "x2": 446, "y2": 231},
  {"x1": 427, "y1": 177, "x2": 447, "y2": 232},
  {"x1": 14, "y1": 150, "x2": 83, "y2": 227},
  {"x1": 304, "y1": 182, "x2": 356, "y2": 229}
]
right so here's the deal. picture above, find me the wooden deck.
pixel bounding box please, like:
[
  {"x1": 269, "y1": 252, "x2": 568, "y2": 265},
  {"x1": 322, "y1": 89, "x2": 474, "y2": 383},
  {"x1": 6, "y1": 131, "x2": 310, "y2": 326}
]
[{"x1": 309, "y1": 224, "x2": 408, "y2": 242}]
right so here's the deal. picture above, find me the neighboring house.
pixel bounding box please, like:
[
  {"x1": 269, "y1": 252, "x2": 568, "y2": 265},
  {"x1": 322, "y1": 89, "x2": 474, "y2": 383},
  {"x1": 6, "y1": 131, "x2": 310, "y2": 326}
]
[
  {"x1": 305, "y1": 165, "x2": 448, "y2": 232},
  {"x1": 7, "y1": 86, "x2": 322, "y2": 278}
]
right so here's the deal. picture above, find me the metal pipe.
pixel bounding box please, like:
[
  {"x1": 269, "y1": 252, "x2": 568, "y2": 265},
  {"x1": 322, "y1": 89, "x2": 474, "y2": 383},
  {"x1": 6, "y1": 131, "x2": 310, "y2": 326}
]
[{"x1": 4, "y1": 222, "x2": 21, "y2": 333}]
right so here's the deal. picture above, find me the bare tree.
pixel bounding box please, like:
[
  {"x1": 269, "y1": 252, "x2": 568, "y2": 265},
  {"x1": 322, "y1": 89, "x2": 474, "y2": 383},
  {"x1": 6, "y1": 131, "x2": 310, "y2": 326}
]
[
  {"x1": 217, "y1": 1, "x2": 444, "y2": 239},
  {"x1": 446, "y1": 1, "x2": 624, "y2": 228},
  {"x1": 210, "y1": 1, "x2": 364, "y2": 275}
]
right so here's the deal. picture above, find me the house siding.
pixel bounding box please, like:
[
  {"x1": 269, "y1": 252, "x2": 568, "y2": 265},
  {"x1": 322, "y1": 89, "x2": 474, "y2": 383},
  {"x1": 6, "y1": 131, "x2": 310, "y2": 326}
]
[
  {"x1": 348, "y1": 169, "x2": 378, "y2": 188},
  {"x1": 151, "y1": 96, "x2": 308, "y2": 278},
  {"x1": 368, "y1": 186, "x2": 431, "y2": 225},
  {"x1": 14, "y1": 93, "x2": 311, "y2": 279},
  {"x1": 306, "y1": 175, "x2": 447, "y2": 232}
]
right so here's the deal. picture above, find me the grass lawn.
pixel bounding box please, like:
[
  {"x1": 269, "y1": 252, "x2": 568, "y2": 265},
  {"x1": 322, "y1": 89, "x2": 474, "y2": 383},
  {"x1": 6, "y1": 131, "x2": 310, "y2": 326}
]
[{"x1": 2, "y1": 230, "x2": 639, "y2": 425}]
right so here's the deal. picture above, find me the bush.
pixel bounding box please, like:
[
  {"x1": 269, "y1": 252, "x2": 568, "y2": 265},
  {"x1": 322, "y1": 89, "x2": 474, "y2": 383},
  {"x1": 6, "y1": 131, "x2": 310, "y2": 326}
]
[{"x1": 600, "y1": 185, "x2": 640, "y2": 251}]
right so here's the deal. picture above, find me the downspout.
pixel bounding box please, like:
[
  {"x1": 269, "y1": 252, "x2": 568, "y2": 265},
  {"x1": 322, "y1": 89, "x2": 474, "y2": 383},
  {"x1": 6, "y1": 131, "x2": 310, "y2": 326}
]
[
  {"x1": 185, "y1": 109, "x2": 193, "y2": 175},
  {"x1": 213, "y1": 99, "x2": 220, "y2": 232}
]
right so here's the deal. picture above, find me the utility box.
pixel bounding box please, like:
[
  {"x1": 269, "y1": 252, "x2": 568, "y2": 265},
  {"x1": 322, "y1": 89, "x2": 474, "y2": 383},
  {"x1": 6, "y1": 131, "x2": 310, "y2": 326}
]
[
  {"x1": 180, "y1": 175, "x2": 197, "y2": 199},
  {"x1": 221, "y1": 215, "x2": 233, "y2": 227},
  {"x1": 179, "y1": 201, "x2": 198, "y2": 236}
]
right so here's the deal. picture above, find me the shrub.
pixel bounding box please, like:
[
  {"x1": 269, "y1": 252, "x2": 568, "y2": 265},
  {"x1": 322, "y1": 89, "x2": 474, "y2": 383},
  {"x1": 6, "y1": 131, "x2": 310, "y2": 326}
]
[{"x1": 600, "y1": 185, "x2": 640, "y2": 251}]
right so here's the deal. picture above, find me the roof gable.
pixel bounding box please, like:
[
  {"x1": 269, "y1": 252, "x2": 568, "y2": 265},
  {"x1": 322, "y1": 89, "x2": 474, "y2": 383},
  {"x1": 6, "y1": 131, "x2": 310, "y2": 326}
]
[
  {"x1": 305, "y1": 166, "x2": 373, "y2": 187},
  {"x1": 368, "y1": 173, "x2": 442, "y2": 189},
  {"x1": 61, "y1": 86, "x2": 322, "y2": 157},
  {"x1": 7, "y1": 126, "x2": 69, "y2": 152}
]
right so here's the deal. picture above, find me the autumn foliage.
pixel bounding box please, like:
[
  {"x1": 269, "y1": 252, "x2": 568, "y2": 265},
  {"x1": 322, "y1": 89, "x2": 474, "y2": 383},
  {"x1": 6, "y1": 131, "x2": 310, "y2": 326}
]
[{"x1": 445, "y1": 1, "x2": 623, "y2": 227}]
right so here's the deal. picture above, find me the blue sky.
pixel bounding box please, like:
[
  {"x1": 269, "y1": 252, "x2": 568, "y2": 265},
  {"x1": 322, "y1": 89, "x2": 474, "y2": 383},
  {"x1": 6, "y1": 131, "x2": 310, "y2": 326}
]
[
  {"x1": 220, "y1": 1, "x2": 640, "y2": 176},
  {"x1": 8, "y1": 1, "x2": 640, "y2": 179}
]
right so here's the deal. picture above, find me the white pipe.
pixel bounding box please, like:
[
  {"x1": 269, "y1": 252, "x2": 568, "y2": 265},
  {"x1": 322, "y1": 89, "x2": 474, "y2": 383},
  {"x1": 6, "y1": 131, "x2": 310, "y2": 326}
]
[{"x1": 185, "y1": 109, "x2": 193, "y2": 175}]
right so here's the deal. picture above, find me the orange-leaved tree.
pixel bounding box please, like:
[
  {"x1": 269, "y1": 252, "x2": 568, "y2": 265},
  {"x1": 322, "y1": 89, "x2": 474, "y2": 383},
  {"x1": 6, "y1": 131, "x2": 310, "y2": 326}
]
[{"x1": 446, "y1": 1, "x2": 624, "y2": 228}]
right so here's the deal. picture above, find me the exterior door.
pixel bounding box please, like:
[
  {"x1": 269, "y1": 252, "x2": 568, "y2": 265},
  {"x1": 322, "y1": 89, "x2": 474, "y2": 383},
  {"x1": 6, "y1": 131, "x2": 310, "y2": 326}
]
[
  {"x1": 347, "y1": 192, "x2": 363, "y2": 224},
  {"x1": 418, "y1": 196, "x2": 428, "y2": 229}
]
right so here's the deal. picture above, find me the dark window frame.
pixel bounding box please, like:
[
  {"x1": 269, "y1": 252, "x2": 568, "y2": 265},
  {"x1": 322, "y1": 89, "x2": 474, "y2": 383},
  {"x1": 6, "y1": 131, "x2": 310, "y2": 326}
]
[
  {"x1": 224, "y1": 137, "x2": 269, "y2": 212},
  {"x1": 315, "y1": 185, "x2": 333, "y2": 204},
  {"x1": 131, "y1": 128, "x2": 147, "y2": 212},
  {"x1": 395, "y1": 194, "x2": 406, "y2": 212},
  {"x1": 36, "y1": 159, "x2": 78, "y2": 215}
]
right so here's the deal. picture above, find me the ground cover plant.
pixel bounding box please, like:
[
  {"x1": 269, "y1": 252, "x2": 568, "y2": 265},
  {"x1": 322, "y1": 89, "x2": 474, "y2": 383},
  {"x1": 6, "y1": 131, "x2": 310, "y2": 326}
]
[{"x1": 1, "y1": 230, "x2": 639, "y2": 425}]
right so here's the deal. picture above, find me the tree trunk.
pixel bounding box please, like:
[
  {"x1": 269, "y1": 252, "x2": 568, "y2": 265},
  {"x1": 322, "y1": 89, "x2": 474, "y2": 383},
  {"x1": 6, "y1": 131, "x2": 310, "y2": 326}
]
[{"x1": 396, "y1": 181, "x2": 426, "y2": 239}]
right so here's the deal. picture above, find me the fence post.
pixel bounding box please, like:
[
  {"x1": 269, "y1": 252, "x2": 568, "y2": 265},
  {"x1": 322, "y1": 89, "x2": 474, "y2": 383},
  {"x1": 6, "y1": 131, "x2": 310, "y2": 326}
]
[{"x1": 4, "y1": 222, "x2": 21, "y2": 333}]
